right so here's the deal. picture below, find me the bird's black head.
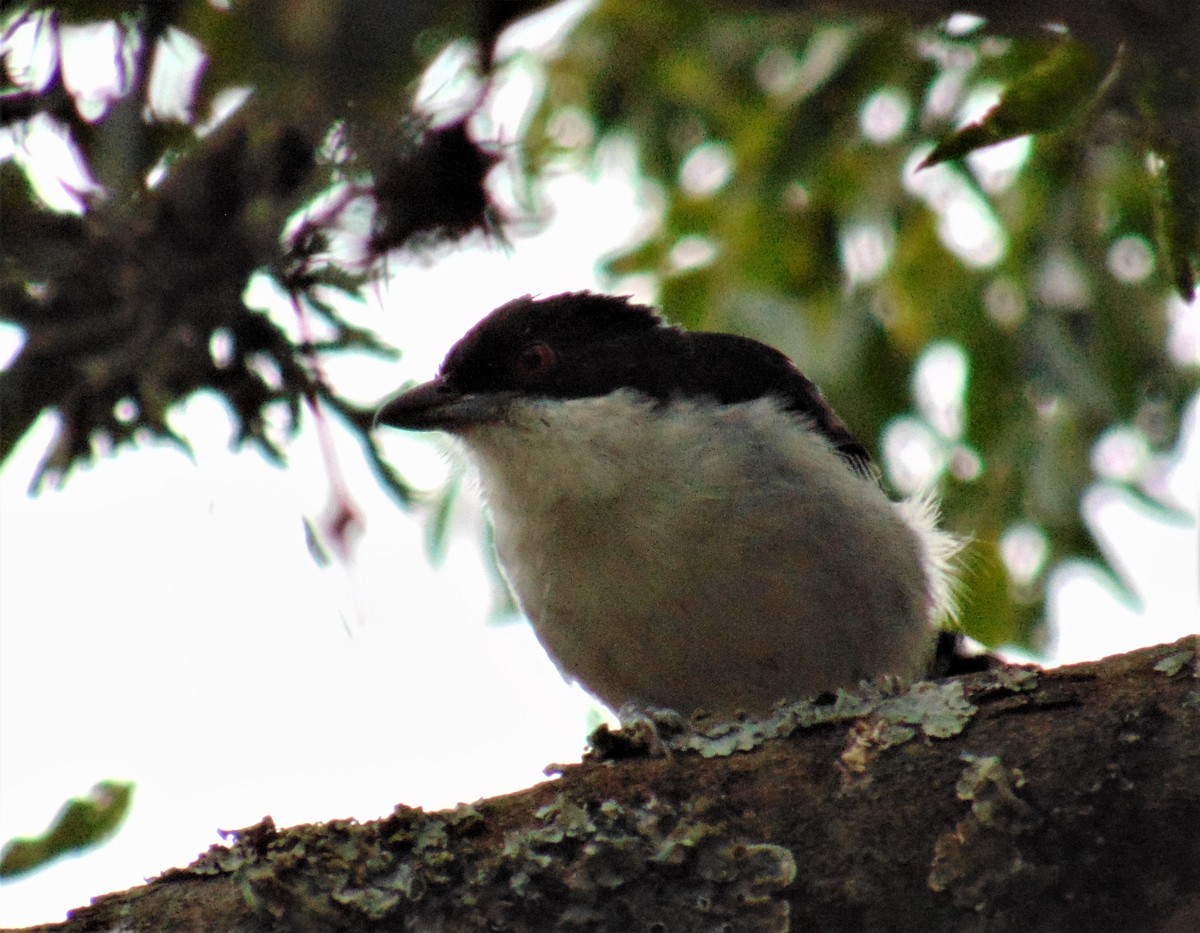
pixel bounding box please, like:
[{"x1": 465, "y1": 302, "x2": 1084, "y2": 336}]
[
  {"x1": 376, "y1": 291, "x2": 871, "y2": 474},
  {"x1": 436, "y1": 292, "x2": 668, "y2": 398}
]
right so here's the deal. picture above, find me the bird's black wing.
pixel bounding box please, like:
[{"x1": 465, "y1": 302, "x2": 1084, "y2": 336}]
[
  {"x1": 773, "y1": 368, "x2": 875, "y2": 479},
  {"x1": 681, "y1": 332, "x2": 876, "y2": 480}
]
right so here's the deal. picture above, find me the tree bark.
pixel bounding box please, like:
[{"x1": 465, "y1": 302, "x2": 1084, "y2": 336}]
[{"x1": 14, "y1": 636, "x2": 1199, "y2": 933}]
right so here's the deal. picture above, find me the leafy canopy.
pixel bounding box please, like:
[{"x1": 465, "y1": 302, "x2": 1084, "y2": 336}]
[{"x1": 2, "y1": 0, "x2": 1197, "y2": 650}]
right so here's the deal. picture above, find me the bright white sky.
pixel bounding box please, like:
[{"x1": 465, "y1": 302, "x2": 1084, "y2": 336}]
[{"x1": 2, "y1": 9, "x2": 1199, "y2": 927}]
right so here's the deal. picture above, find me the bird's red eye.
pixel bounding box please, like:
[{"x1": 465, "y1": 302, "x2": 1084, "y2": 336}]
[{"x1": 515, "y1": 342, "x2": 555, "y2": 378}]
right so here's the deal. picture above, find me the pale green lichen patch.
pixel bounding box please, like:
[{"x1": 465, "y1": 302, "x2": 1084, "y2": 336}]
[
  {"x1": 877, "y1": 681, "x2": 978, "y2": 739},
  {"x1": 677, "y1": 710, "x2": 796, "y2": 758},
  {"x1": 176, "y1": 795, "x2": 796, "y2": 930},
  {"x1": 494, "y1": 793, "x2": 795, "y2": 929},
  {"x1": 839, "y1": 718, "x2": 918, "y2": 779},
  {"x1": 952, "y1": 755, "x2": 1035, "y2": 827},
  {"x1": 617, "y1": 674, "x2": 985, "y2": 762},
  {"x1": 987, "y1": 666, "x2": 1039, "y2": 693},
  {"x1": 1153, "y1": 646, "x2": 1196, "y2": 677},
  {"x1": 833, "y1": 681, "x2": 976, "y2": 782},
  {"x1": 928, "y1": 753, "x2": 1043, "y2": 911}
]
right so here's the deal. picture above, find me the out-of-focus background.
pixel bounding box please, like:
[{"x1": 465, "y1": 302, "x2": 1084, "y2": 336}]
[{"x1": 2, "y1": 1, "x2": 1197, "y2": 925}]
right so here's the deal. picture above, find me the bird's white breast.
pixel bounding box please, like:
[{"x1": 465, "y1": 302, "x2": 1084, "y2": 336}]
[{"x1": 456, "y1": 391, "x2": 954, "y2": 713}]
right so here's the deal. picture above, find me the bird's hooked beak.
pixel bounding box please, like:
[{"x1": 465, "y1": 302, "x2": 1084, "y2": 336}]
[{"x1": 374, "y1": 377, "x2": 516, "y2": 432}]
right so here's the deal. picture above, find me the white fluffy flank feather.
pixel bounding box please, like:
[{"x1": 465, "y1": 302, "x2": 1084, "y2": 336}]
[{"x1": 894, "y1": 491, "x2": 967, "y2": 628}]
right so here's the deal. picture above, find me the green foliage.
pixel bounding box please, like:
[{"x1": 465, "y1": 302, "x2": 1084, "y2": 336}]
[
  {"x1": 0, "y1": 1, "x2": 493, "y2": 498},
  {"x1": 1155, "y1": 129, "x2": 1200, "y2": 301},
  {"x1": 920, "y1": 38, "x2": 1110, "y2": 169},
  {"x1": 2, "y1": 0, "x2": 1197, "y2": 650},
  {"x1": 527, "y1": 0, "x2": 1199, "y2": 647},
  {"x1": 0, "y1": 781, "x2": 133, "y2": 878}
]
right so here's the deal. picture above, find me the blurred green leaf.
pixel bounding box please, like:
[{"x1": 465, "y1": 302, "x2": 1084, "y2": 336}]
[
  {"x1": 1, "y1": 782, "x2": 133, "y2": 878},
  {"x1": 957, "y1": 539, "x2": 1041, "y2": 648},
  {"x1": 424, "y1": 468, "x2": 463, "y2": 567},
  {"x1": 921, "y1": 39, "x2": 1110, "y2": 169},
  {"x1": 1155, "y1": 138, "x2": 1200, "y2": 301}
]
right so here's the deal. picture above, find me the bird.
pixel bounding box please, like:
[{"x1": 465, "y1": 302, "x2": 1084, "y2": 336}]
[{"x1": 376, "y1": 291, "x2": 962, "y2": 715}]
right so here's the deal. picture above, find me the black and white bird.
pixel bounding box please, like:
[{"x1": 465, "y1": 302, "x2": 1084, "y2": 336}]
[{"x1": 377, "y1": 292, "x2": 961, "y2": 715}]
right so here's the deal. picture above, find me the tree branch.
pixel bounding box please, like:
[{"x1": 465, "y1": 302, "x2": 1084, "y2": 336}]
[{"x1": 19, "y1": 636, "x2": 1199, "y2": 933}]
